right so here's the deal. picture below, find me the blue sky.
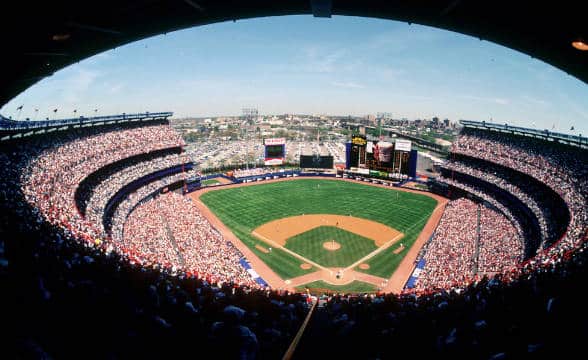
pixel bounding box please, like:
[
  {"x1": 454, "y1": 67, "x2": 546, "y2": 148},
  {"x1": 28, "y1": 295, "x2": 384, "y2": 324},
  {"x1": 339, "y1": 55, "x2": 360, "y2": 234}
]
[{"x1": 2, "y1": 15, "x2": 587, "y2": 134}]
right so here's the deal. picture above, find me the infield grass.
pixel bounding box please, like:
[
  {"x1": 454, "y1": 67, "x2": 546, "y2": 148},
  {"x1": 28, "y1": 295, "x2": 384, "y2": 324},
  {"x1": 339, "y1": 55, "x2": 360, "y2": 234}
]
[
  {"x1": 199, "y1": 179, "x2": 437, "y2": 279},
  {"x1": 285, "y1": 226, "x2": 377, "y2": 267}
]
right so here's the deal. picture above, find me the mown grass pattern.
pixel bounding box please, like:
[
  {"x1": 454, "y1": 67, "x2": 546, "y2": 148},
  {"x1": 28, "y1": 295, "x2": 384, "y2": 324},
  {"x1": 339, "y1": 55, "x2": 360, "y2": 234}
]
[
  {"x1": 200, "y1": 179, "x2": 437, "y2": 279},
  {"x1": 285, "y1": 226, "x2": 377, "y2": 267}
]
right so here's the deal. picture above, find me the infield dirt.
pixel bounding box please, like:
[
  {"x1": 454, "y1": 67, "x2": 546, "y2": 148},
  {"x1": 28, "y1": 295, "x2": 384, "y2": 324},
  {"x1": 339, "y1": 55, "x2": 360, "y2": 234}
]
[{"x1": 252, "y1": 214, "x2": 402, "y2": 247}]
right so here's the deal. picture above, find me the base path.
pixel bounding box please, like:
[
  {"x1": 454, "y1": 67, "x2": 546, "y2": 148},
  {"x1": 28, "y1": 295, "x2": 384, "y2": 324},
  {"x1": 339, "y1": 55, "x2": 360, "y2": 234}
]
[
  {"x1": 286, "y1": 268, "x2": 387, "y2": 289},
  {"x1": 189, "y1": 176, "x2": 447, "y2": 293},
  {"x1": 253, "y1": 214, "x2": 402, "y2": 247}
]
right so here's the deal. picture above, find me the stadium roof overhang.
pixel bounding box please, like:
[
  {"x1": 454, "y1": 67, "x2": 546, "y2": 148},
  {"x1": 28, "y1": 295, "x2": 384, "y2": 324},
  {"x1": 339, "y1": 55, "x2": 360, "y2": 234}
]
[{"x1": 1, "y1": 0, "x2": 587, "y2": 108}]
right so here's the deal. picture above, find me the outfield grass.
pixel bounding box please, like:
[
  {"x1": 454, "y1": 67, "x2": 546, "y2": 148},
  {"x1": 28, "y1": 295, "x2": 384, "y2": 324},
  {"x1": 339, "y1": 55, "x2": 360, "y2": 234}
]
[
  {"x1": 285, "y1": 226, "x2": 377, "y2": 267},
  {"x1": 294, "y1": 280, "x2": 378, "y2": 294},
  {"x1": 199, "y1": 179, "x2": 437, "y2": 279}
]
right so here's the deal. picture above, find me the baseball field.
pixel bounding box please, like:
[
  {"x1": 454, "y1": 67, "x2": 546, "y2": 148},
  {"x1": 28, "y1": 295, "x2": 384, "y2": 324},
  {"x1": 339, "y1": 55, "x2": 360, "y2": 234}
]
[{"x1": 196, "y1": 178, "x2": 438, "y2": 290}]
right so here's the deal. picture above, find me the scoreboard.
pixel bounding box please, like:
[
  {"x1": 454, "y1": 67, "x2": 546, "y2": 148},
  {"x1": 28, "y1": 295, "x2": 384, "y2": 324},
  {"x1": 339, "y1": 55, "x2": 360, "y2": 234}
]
[
  {"x1": 300, "y1": 155, "x2": 334, "y2": 169},
  {"x1": 264, "y1": 137, "x2": 286, "y2": 165},
  {"x1": 346, "y1": 135, "x2": 415, "y2": 178}
]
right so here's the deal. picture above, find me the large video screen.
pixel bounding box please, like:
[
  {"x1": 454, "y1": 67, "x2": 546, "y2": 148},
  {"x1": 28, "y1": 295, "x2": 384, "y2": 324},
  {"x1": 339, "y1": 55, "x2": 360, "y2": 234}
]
[
  {"x1": 265, "y1": 145, "x2": 284, "y2": 158},
  {"x1": 300, "y1": 155, "x2": 334, "y2": 169},
  {"x1": 367, "y1": 141, "x2": 394, "y2": 168}
]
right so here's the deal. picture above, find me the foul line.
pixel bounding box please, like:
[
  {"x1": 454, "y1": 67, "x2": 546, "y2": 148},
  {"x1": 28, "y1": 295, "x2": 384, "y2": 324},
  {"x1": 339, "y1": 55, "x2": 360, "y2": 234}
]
[
  {"x1": 252, "y1": 231, "x2": 332, "y2": 276},
  {"x1": 343, "y1": 232, "x2": 404, "y2": 272},
  {"x1": 282, "y1": 299, "x2": 317, "y2": 360},
  {"x1": 344, "y1": 209, "x2": 434, "y2": 272}
]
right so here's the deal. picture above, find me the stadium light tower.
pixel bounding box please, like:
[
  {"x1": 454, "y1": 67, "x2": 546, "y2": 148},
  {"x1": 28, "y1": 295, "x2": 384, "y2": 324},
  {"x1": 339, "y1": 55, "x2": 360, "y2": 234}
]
[{"x1": 241, "y1": 107, "x2": 259, "y2": 170}]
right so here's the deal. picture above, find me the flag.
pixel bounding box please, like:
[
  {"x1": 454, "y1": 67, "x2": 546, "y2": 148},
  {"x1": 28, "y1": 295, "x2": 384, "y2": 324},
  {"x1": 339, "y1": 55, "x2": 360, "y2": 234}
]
[{"x1": 16, "y1": 105, "x2": 23, "y2": 111}]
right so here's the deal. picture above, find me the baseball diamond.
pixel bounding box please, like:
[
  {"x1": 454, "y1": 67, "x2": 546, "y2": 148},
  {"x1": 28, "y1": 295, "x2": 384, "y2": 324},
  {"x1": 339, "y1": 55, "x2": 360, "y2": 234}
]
[{"x1": 193, "y1": 178, "x2": 443, "y2": 292}]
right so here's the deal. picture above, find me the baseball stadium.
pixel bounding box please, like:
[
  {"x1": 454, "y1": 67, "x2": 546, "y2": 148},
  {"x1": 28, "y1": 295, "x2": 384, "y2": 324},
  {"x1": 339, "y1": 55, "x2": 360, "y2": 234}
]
[{"x1": 1, "y1": 2, "x2": 588, "y2": 360}]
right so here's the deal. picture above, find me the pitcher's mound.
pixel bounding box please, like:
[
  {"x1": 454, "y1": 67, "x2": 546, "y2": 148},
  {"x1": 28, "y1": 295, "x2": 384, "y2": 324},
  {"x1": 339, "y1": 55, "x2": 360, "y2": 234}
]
[
  {"x1": 323, "y1": 241, "x2": 341, "y2": 251},
  {"x1": 359, "y1": 263, "x2": 370, "y2": 270},
  {"x1": 300, "y1": 263, "x2": 312, "y2": 270}
]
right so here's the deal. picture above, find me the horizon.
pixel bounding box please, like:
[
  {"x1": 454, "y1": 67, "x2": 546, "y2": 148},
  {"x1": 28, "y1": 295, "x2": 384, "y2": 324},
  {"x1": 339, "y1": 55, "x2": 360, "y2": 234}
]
[{"x1": 1, "y1": 15, "x2": 587, "y2": 135}]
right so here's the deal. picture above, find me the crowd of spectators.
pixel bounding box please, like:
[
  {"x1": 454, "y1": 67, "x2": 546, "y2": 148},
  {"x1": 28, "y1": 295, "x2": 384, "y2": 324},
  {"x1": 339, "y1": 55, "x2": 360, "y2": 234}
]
[
  {"x1": 478, "y1": 204, "x2": 522, "y2": 273},
  {"x1": 442, "y1": 160, "x2": 552, "y2": 246},
  {"x1": 11, "y1": 118, "x2": 255, "y2": 289},
  {"x1": 75, "y1": 147, "x2": 181, "y2": 215},
  {"x1": 122, "y1": 192, "x2": 255, "y2": 286},
  {"x1": 0, "y1": 122, "x2": 309, "y2": 358},
  {"x1": 450, "y1": 129, "x2": 587, "y2": 270},
  {"x1": 107, "y1": 169, "x2": 197, "y2": 238},
  {"x1": 4, "y1": 216, "x2": 308, "y2": 358},
  {"x1": 20, "y1": 123, "x2": 183, "y2": 246},
  {"x1": 438, "y1": 178, "x2": 525, "y2": 240},
  {"x1": 415, "y1": 198, "x2": 521, "y2": 290},
  {"x1": 416, "y1": 198, "x2": 478, "y2": 289},
  {"x1": 84, "y1": 153, "x2": 189, "y2": 236},
  {"x1": 294, "y1": 242, "x2": 587, "y2": 359},
  {"x1": 232, "y1": 167, "x2": 282, "y2": 178}
]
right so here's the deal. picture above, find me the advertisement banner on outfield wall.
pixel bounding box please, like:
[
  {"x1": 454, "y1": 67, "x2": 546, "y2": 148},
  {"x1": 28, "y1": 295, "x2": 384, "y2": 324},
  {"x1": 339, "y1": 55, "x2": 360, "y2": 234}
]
[
  {"x1": 395, "y1": 139, "x2": 412, "y2": 152},
  {"x1": 264, "y1": 158, "x2": 284, "y2": 166},
  {"x1": 357, "y1": 168, "x2": 370, "y2": 175}
]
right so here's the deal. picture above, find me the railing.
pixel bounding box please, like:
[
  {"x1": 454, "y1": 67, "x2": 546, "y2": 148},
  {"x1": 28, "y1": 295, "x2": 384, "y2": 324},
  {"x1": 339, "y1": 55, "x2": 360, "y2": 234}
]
[
  {"x1": 473, "y1": 203, "x2": 481, "y2": 275},
  {"x1": 0, "y1": 112, "x2": 173, "y2": 131},
  {"x1": 459, "y1": 119, "x2": 586, "y2": 147},
  {"x1": 384, "y1": 130, "x2": 448, "y2": 153},
  {"x1": 103, "y1": 163, "x2": 193, "y2": 232},
  {"x1": 282, "y1": 299, "x2": 317, "y2": 360},
  {"x1": 158, "y1": 200, "x2": 186, "y2": 267}
]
